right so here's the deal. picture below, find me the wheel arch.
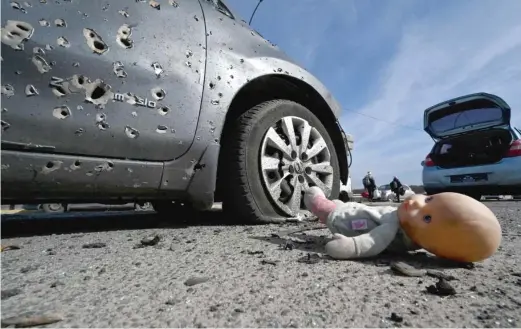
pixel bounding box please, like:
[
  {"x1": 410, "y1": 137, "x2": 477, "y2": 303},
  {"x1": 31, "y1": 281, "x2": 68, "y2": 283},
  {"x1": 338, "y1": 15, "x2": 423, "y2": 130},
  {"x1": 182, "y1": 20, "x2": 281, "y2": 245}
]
[{"x1": 215, "y1": 74, "x2": 348, "y2": 200}]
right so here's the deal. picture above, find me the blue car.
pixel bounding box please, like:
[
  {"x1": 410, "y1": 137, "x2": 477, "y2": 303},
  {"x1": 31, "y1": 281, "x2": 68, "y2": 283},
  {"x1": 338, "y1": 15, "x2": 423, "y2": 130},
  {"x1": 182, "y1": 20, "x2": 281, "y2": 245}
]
[{"x1": 421, "y1": 92, "x2": 521, "y2": 199}]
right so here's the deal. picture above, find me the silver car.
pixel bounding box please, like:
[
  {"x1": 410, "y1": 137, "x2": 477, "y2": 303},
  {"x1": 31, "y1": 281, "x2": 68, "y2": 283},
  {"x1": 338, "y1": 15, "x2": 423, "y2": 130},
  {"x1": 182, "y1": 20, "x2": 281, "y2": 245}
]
[
  {"x1": 421, "y1": 92, "x2": 521, "y2": 199},
  {"x1": 1, "y1": 0, "x2": 351, "y2": 223}
]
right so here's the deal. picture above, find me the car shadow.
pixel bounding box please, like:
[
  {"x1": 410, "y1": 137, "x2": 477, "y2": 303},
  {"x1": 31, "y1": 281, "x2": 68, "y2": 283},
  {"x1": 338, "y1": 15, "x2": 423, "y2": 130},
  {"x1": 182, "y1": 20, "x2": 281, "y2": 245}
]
[{"x1": 0, "y1": 208, "x2": 246, "y2": 238}]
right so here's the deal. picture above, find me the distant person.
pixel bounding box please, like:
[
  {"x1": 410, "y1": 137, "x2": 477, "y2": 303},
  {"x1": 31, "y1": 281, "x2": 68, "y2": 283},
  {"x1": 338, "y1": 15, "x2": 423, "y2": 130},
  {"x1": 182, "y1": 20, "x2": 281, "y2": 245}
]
[
  {"x1": 362, "y1": 171, "x2": 376, "y2": 201},
  {"x1": 390, "y1": 176, "x2": 404, "y2": 202}
]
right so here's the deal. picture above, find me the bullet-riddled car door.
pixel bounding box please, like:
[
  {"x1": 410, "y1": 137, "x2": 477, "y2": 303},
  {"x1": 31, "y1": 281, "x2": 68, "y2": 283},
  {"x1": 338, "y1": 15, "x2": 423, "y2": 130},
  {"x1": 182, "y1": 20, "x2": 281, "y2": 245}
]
[{"x1": 0, "y1": 0, "x2": 206, "y2": 162}]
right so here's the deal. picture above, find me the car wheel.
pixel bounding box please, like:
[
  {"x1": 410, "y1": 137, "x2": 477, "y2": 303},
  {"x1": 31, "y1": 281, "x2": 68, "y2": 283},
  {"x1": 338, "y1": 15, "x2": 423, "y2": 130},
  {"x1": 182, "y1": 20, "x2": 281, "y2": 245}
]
[
  {"x1": 41, "y1": 203, "x2": 66, "y2": 213},
  {"x1": 221, "y1": 99, "x2": 340, "y2": 223}
]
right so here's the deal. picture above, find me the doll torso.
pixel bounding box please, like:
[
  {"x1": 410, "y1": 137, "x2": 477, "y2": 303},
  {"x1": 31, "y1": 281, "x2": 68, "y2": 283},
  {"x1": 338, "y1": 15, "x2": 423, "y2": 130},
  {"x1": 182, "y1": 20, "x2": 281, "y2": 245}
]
[{"x1": 326, "y1": 202, "x2": 420, "y2": 253}]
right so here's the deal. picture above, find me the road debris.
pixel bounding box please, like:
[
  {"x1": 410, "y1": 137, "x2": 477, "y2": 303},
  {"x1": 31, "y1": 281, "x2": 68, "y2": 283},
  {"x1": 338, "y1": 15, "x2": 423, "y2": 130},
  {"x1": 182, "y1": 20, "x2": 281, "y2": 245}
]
[
  {"x1": 389, "y1": 312, "x2": 403, "y2": 323},
  {"x1": 82, "y1": 242, "x2": 106, "y2": 249},
  {"x1": 297, "y1": 253, "x2": 322, "y2": 264},
  {"x1": 184, "y1": 276, "x2": 209, "y2": 287},
  {"x1": 426, "y1": 278, "x2": 456, "y2": 296},
  {"x1": 390, "y1": 261, "x2": 425, "y2": 277},
  {"x1": 260, "y1": 259, "x2": 278, "y2": 266},
  {"x1": 1, "y1": 288, "x2": 22, "y2": 299},
  {"x1": 1, "y1": 245, "x2": 21, "y2": 252},
  {"x1": 1, "y1": 312, "x2": 63, "y2": 328},
  {"x1": 140, "y1": 235, "x2": 161, "y2": 246}
]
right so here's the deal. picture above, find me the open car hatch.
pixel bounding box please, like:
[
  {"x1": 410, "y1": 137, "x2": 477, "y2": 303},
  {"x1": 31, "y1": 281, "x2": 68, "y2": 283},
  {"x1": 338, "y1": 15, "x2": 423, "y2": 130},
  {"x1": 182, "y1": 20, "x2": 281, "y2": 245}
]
[{"x1": 423, "y1": 92, "x2": 511, "y2": 140}]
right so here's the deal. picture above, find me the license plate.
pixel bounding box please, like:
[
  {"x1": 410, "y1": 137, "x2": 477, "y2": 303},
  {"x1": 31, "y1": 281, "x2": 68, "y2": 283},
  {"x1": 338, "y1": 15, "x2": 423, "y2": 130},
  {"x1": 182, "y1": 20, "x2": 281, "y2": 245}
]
[{"x1": 450, "y1": 173, "x2": 488, "y2": 183}]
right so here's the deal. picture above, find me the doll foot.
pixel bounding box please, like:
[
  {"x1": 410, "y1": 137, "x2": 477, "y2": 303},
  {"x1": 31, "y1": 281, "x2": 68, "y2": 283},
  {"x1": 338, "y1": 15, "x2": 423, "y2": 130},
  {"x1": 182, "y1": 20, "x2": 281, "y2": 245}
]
[{"x1": 303, "y1": 186, "x2": 326, "y2": 210}]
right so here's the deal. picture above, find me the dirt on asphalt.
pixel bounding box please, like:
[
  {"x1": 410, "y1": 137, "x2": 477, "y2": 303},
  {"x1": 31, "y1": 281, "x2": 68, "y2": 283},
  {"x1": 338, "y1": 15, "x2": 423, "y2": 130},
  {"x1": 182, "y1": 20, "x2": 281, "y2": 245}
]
[{"x1": 1, "y1": 202, "x2": 520, "y2": 328}]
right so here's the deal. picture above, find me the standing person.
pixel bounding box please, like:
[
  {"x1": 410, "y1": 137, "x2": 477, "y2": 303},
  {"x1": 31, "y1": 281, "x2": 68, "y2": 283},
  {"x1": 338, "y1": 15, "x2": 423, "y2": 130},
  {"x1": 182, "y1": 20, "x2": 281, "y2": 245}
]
[
  {"x1": 362, "y1": 171, "x2": 376, "y2": 201},
  {"x1": 390, "y1": 176, "x2": 404, "y2": 202}
]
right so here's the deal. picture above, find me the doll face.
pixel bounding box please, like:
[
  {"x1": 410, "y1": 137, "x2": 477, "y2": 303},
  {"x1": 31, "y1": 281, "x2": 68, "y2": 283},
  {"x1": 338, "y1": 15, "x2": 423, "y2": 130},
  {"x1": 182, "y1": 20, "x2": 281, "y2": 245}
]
[{"x1": 397, "y1": 194, "x2": 438, "y2": 226}]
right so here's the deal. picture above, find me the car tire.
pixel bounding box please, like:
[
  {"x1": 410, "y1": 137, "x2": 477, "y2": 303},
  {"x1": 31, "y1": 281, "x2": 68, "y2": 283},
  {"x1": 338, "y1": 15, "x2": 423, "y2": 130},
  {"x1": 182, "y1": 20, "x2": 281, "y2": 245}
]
[
  {"x1": 41, "y1": 203, "x2": 66, "y2": 213},
  {"x1": 221, "y1": 99, "x2": 341, "y2": 223}
]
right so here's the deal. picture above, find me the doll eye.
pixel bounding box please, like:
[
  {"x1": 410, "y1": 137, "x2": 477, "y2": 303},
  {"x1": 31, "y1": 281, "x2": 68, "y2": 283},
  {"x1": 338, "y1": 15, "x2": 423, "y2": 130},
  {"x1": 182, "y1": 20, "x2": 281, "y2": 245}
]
[
  {"x1": 423, "y1": 215, "x2": 432, "y2": 223},
  {"x1": 425, "y1": 196, "x2": 433, "y2": 203}
]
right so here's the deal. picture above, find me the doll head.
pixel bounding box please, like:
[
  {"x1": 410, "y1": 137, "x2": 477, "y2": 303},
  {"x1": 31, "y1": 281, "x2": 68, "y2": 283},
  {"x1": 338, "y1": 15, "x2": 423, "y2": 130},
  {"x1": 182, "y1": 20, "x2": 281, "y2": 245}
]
[{"x1": 397, "y1": 192, "x2": 501, "y2": 262}]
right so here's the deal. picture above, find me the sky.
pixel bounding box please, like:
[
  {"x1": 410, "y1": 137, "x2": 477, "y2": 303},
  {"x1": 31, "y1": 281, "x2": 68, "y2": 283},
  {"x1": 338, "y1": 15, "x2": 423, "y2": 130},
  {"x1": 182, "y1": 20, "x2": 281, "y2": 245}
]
[{"x1": 225, "y1": 0, "x2": 521, "y2": 188}]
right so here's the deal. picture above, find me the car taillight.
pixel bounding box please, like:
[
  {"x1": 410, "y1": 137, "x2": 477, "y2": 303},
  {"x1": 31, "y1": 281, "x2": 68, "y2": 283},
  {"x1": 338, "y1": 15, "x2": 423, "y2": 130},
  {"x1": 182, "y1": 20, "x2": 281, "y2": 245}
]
[
  {"x1": 505, "y1": 139, "x2": 521, "y2": 157},
  {"x1": 424, "y1": 154, "x2": 435, "y2": 167}
]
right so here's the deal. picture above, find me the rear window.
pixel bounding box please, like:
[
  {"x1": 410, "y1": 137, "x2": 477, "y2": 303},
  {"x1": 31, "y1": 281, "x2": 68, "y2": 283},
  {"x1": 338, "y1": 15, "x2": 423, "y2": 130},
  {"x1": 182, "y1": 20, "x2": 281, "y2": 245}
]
[{"x1": 429, "y1": 107, "x2": 504, "y2": 135}]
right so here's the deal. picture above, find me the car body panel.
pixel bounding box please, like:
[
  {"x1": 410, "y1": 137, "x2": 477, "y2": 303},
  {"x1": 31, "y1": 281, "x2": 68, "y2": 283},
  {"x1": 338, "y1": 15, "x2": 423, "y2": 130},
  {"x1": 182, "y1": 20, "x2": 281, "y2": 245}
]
[
  {"x1": 1, "y1": 0, "x2": 347, "y2": 211},
  {"x1": 423, "y1": 92, "x2": 511, "y2": 140},
  {"x1": 1, "y1": 0, "x2": 206, "y2": 161}
]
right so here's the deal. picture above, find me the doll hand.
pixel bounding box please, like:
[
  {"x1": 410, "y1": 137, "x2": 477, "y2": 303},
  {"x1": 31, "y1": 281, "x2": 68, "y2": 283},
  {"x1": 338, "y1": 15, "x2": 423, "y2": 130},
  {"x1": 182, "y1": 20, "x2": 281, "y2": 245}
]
[{"x1": 325, "y1": 233, "x2": 357, "y2": 260}]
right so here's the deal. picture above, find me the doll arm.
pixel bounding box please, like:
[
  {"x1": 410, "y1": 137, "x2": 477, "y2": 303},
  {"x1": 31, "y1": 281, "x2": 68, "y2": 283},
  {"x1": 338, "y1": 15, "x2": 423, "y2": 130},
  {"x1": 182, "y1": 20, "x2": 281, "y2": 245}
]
[{"x1": 325, "y1": 213, "x2": 400, "y2": 259}]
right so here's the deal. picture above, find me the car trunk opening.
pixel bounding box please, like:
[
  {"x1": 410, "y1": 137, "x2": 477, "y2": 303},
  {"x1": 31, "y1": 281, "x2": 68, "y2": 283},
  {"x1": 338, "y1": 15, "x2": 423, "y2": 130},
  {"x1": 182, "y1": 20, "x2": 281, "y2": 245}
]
[
  {"x1": 430, "y1": 128, "x2": 512, "y2": 169},
  {"x1": 424, "y1": 93, "x2": 511, "y2": 140}
]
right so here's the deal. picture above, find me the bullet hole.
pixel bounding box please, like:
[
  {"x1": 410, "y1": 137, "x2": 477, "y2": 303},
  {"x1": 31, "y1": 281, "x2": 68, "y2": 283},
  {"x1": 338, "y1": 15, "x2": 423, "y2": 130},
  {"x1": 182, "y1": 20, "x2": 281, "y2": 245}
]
[
  {"x1": 15, "y1": 70, "x2": 22, "y2": 75},
  {"x1": 39, "y1": 19, "x2": 50, "y2": 27},
  {"x1": 77, "y1": 105, "x2": 84, "y2": 110},
  {"x1": 50, "y1": 60, "x2": 57, "y2": 66},
  {"x1": 193, "y1": 15, "x2": 199, "y2": 22},
  {"x1": 1, "y1": 20, "x2": 34, "y2": 50},
  {"x1": 151, "y1": 87, "x2": 166, "y2": 100},
  {"x1": 53, "y1": 105, "x2": 71, "y2": 120},
  {"x1": 2, "y1": 108, "x2": 8, "y2": 113},
  {"x1": 96, "y1": 121, "x2": 109, "y2": 130},
  {"x1": 156, "y1": 125, "x2": 168, "y2": 134},
  {"x1": 42, "y1": 160, "x2": 62, "y2": 174},
  {"x1": 186, "y1": 50, "x2": 193, "y2": 58},
  {"x1": 39, "y1": 61, "x2": 62, "y2": 81},
  {"x1": 96, "y1": 113, "x2": 107, "y2": 122},
  {"x1": 33, "y1": 47, "x2": 45, "y2": 55},
  {"x1": 217, "y1": 76, "x2": 221, "y2": 80},
  {"x1": 72, "y1": 62, "x2": 80, "y2": 67},
  {"x1": 131, "y1": 111, "x2": 138, "y2": 117},
  {"x1": 125, "y1": 126, "x2": 139, "y2": 139},
  {"x1": 1, "y1": 84, "x2": 15, "y2": 98},
  {"x1": 71, "y1": 160, "x2": 81, "y2": 170},
  {"x1": 211, "y1": 99, "x2": 220, "y2": 105},
  {"x1": 75, "y1": 128, "x2": 84, "y2": 135},
  {"x1": 51, "y1": 84, "x2": 67, "y2": 97},
  {"x1": 1, "y1": 120, "x2": 11, "y2": 131},
  {"x1": 25, "y1": 84, "x2": 39, "y2": 97},
  {"x1": 209, "y1": 82, "x2": 215, "y2": 89},
  {"x1": 118, "y1": 10, "x2": 129, "y2": 17},
  {"x1": 32, "y1": 55, "x2": 51, "y2": 74},
  {"x1": 240, "y1": 59, "x2": 244, "y2": 63},
  {"x1": 149, "y1": 0, "x2": 160, "y2": 9},
  {"x1": 113, "y1": 61, "x2": 127, "y2": 78},
  {"x1": 169, "y1": 0, "x2": 178, "y2": 7},
  {"x1": 151, "y1": 62, "x2": 163, "y2": 77},
  {"x1": 83, "y1": 28, "x2": 109, "y2": 55},
  {"x1": 10, "y1": 1, "x2": 23, "y2": 10},
  {"x1": 158, "y1": 106, "x2": 169, "y2": 115},
  {"x1": 95, "y1": 162, "x2": 114, "y2": 172},
  {"x1": 230, "y1": 75, "x2": 234, "y2": 79},
  {"x1": 116, "y1": 24, "x2": 134, "y2": 49},
  {"x1": 54, "y1": 19, "x2": 67, "y2": 27},
  {"x1": 57, "y1": 36, "x2": 70, "y2": 48},
  {"x1": 218, "y1": 92, "x2": 223, "y2": 97},
  {"x1": 45, "y1": 44, "x2": 54, "y2": 51},
  {"x1": 24, "y1": 1, "x2": 32, "y2": 7},
  {"x1": 185, "y1": 61, "x2": 192, "y2": 68},
  {"x1": 84, "y1": 79, "x2": 113, "y2": 106}
]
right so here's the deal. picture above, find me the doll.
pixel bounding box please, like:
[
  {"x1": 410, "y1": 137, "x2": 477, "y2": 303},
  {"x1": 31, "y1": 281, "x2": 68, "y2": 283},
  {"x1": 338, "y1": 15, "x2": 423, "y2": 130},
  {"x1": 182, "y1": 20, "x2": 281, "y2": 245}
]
[{"x1": 304, "y1": 187, "x2": 502, "y2": 262}]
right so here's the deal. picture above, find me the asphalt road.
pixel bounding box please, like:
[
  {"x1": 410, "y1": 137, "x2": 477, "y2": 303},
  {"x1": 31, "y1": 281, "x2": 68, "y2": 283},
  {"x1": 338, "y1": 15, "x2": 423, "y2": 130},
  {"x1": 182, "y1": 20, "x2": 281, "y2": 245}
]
[{"x1": 1, "y1": 201, "x2": 521, "y2": 328}]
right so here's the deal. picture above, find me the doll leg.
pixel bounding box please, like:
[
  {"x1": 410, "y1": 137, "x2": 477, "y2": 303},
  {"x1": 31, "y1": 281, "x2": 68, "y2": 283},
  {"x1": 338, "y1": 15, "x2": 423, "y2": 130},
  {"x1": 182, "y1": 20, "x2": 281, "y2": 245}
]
[{"x1": 303, "y1": 187, "x2": 338, "y2": 224}]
